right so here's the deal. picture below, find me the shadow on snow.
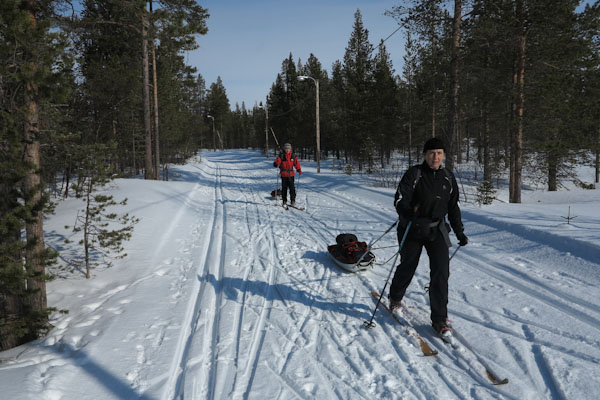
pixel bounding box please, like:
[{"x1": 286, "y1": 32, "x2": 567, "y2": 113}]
[{"x1": 201, "y1": 273, "x2": 373, "y2": 321}]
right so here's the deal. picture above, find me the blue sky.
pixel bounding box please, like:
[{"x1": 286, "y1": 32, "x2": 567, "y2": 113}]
[
  {"x1": 189, "y1": 0, "x2": 404, "y2": 109},
  {"x1": 189, "y1": 0, "x2": 594, "y2": 109}
]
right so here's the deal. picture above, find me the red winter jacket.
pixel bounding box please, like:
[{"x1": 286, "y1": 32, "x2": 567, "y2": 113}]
[{"x1": 273, "y1": 151, "x2": 302, "y2": 178}]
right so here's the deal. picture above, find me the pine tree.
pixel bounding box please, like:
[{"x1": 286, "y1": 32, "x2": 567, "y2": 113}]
[
  {"x1": 372, "y1": 41, "x2": 398, "y2": 167},
  {"x1": 67, "y1": 143, "x2": 139, "y2": 279},
  {"x1": 445, "y1": 0, "x2": 463, "y2": 172},
  {"x1": 391, "y1": 0, "x2": 445, "y2": 140},
  {"x1": 526, "y1": 0, "x2": 590, "y2": 191},
  {"x1": 476, "y1": 179, "x2": 497, "y2": 205},
  {"x1": 462, "y1": 0, "x2": 514, "y2": 183},
  {"x1": 400, "y1": 32, "x2": 419, "y2": 166},
  {"x1": 343, "y1": 9, "x2": 375, "y2": 170},
  {"x1": 206, "y1": 77, "x2": 230, "y2": 150},
  {"x1": 329, "y1": 60, "x2": 347, "y2": 161},
  {"x1": 0, "y1": 0, "x2": 67, "y2": 350}
]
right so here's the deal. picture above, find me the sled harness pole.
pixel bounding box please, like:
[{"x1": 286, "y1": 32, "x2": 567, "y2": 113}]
[
  {"x1": 352, "y1": 219, "x2": 398, "y2": 268},
  {"x1": 364, "y1": 219, "x2": 413, "y2": 329}
]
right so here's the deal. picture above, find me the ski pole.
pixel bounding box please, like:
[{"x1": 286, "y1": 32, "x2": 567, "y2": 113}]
[
  {"x1": 449, "y1": 244, "x2": 461, "y2": 261},
  {"x1": 364, "y1": 219, "x2": 413, "y2": 329},
  {"x1": 270, "y1": 127, "x2": 282, "y2": 152}
]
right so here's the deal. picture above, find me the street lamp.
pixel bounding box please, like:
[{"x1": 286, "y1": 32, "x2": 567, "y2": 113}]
[
  {"x1": 259, "y1": 99, "x2": 269, "y2": 157},
  {"x1": 298, "y1": 75, "x2": 321, "y2": 173},
  {"x1": 207, "y1": 114, "x2": 215, "y2": 152}
]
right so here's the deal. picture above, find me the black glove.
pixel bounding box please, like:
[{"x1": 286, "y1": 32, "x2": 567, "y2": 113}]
[{"x1": 456, "y1": 232, "x2": 468, "y2": 246}]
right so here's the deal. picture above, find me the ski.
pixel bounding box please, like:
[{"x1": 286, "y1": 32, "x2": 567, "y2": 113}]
[
  {"x1": 288, "y1": 204, "x2": 305, "y2": 211},
  {"x1": 404, "y1": 307, "x2": 509, "y2": 386},
  {"x1": 370, "y1": 291, "x2": 438, "y2": 357},
  {"x1": 449, "y1": 328, "x2": 509, "y2": 385}
]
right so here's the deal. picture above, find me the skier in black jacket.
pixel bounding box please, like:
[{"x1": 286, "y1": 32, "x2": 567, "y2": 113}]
[{"x1": 389, "y1": 137, "x2": 468, "y2": 337}]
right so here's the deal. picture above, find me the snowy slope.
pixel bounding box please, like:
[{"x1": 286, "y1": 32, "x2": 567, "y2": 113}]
[{"x1": 1, "y1": 149, "x2": 599, "y2": 400}]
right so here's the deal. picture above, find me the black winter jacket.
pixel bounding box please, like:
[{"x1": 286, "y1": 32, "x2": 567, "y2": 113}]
[{"x1": 394, "y1": 162, "x2": 464, "y2": 236}]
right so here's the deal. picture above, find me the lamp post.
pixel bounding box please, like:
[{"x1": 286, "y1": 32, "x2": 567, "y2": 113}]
[
  {"x1": 298, "y1": 75, "x2": 320, "y2": 173},
  {"x1": 207, "y1": 114, "x2": 215, "y2": 152},
  {"x1": 261, "y1": 99, "x2": 269, "y2": 157}
]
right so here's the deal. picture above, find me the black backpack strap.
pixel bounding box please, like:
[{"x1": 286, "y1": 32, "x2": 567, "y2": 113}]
[
  {"x1": 413, "y1": 166, "x2": 422, "y2": 190},
  {"x1": 441, "y1": 167, "x2": 454, "y2": 195}
]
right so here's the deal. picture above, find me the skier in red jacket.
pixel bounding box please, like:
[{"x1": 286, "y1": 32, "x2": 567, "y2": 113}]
[{"x1": 273, "y1": 143, "x2": 302, "y2": 206}]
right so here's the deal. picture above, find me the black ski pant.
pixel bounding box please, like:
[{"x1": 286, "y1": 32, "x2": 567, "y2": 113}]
[
  {"x1": 389, "y1": 229, "x2": 450, "y2": 323},
  {"x1": 281, "y1": 176, "x2": 296, "y2": 203}
]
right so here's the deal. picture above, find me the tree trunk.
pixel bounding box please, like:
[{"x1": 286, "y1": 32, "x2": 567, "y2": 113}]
[
  {"x1": 445, "y1": 0, "x2": 462, "y2": 172},
  {"x1": 596, "y1": 148, "x2": 599, "y2": 184},
  {"x1": 0, "y1": 180, "x2": 25, "y2": 350},
  {"x1": 595, "y1": 125, "x2": 600, "y2": 183},
  {"x1": 24, "y1": 66, "x2": 48, "y2": 319},
  {"x1": 84, "y1": 178, "x2": 92, "y2": 279},
  {"x1": 510, "y1": 0, "x2": 526, "y2": 204},
  {"x1": 548, "y1": 152, "x2": 558, "y2": 191},
  {"x1": 142, "y1": 9, "x2": 154, "y2": 179},
  {"x1": 20, "y1": 1, "x2": 48, "y2": 331},
  {"x1": 150, "y1": 1, "x2": 161, "y2": 180},
  {"x1": 483, "y1": 102, "x2": 492, "y2": 183},
  {"x1": 431, "y1": 28, "x2": 437, "y2": 139},
  {"x1": 0, "y1": 293, "x2": 24, "y2": 350}
]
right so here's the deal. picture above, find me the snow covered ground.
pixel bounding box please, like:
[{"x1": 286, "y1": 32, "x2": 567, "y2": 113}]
[{"x1": 1, "y1": 149, "x2": 599, "y2": 400}]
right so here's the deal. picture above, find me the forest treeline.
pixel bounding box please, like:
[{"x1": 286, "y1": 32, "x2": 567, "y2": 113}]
[
  {"x1": 0, "y1": 0, "x2": 210, "y2": 350},
  {"x1": 1, "y1": 1, "x2": 599, "y2": 349}
]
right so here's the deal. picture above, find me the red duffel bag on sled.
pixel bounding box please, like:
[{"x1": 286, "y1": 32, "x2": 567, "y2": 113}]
[{"x1": 327, "y1": 233, "x2": 375, "y2": 273}]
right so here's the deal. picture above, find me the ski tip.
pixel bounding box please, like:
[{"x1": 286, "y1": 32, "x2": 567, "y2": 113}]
[
  {"x1": 416, "y1": 338, "x2": 439, "y2": 356},
  {"x1": 487, "y1": 371, "x2": 509, "y2": 385}
]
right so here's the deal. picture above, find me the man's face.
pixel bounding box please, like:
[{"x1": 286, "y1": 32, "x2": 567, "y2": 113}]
[
  {"x1": 425, "y1": 149, "x2": 445, "y2": 170},
  {"x1": 285, "y1": 149, "x2": 292, "y2": 154}
]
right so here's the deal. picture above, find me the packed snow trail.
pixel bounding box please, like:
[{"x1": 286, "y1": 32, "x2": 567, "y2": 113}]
[{"x1": 1, "y1": 149, "x2": 599, "y2": 400}]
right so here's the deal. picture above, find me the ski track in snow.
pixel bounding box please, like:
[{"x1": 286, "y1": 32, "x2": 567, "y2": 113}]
[
  {"x1": 4, "y1": 150, "x2": 600, "y2": 400},
  {"x1": 163, "y1": 164, "x2": 220, "y2": 399}
]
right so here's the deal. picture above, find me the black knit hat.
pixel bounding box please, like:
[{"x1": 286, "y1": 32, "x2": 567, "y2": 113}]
[{"x1": 423, "y1": 137, "x2": 446, "y2": 153}]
